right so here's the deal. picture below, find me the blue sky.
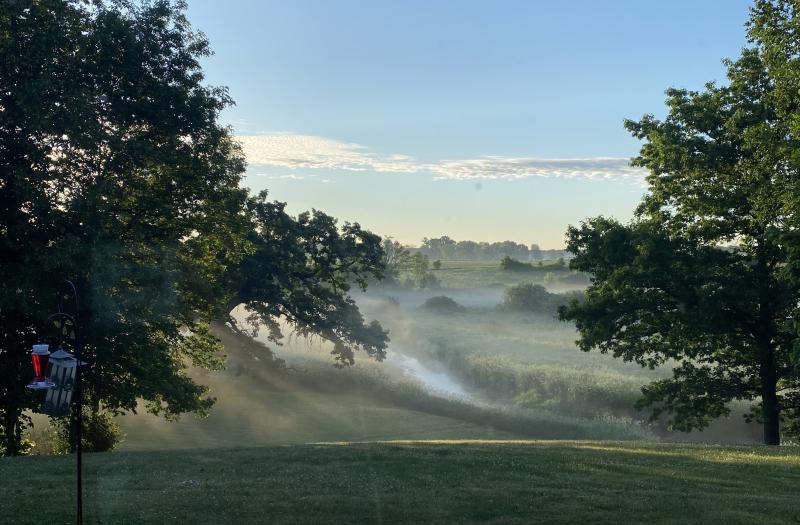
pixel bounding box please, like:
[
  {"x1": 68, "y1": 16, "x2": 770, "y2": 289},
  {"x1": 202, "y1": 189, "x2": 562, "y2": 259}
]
[{"x1": 187, "y1": 0, "x2": 753, "y2": 247}]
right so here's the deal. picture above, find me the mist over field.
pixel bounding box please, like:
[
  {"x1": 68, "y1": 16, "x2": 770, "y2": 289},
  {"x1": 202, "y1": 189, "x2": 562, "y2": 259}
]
[{"x1": 114, "y1": 258, "x2": 761, "y2": 451}]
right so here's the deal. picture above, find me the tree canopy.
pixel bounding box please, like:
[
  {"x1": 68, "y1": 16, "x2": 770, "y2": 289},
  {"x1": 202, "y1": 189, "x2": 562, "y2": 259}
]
[
  {"x1": 559, "y1": 0, "x2": 800, "y2": 445},
  {"x1": 0, "y1": 0, "x2": 386, "y2": 455}
]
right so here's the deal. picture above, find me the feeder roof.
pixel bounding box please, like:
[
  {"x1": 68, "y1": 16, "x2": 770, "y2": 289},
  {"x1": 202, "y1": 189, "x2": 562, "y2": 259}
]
[{"x1": 50, "y1": 348, "x2": 75, "y2": 360}]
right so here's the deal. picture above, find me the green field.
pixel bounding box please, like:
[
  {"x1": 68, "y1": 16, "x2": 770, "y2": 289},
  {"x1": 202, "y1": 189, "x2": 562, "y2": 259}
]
[
  {"x1": 3, "y1": 441, "x2": 799, "y2": 524},
  {"x1": 425, "y1": 259, "x2": 586, "y2": 290}
]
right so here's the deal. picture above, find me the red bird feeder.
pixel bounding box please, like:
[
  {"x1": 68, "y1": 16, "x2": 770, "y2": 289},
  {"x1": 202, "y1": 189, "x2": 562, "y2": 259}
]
[{"x1": 28, "y1": 344, "x2": 55, "y2": 390}]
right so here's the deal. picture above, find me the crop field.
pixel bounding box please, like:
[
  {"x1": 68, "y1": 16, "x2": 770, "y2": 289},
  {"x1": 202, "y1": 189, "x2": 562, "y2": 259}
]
[{"x1": 3, "y1": 441, "x2": 799, "y2": 525}]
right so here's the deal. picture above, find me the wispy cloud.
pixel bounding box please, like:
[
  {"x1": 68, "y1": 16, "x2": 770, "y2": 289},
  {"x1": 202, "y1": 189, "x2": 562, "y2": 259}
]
[
  {"x1": 429, "y1": 156, "x2": 645, "y2": 181},
  {"x1": 250, "y1": 172, "x2": 308, "y2": 180},
  {"x1": 236, "y1": 134, "x2": 419, "y2": 173},
  {"x1": 236, "y1": 134, "x2": 646, "y2": 183}
]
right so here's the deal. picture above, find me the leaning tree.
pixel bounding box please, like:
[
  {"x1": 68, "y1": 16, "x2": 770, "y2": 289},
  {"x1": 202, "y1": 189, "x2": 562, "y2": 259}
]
[
  {"x1": 559, "y1": 0, "x2": 800, "y2": 445},
  {"x1": 0, "y1": 0, "x2": 387, "y2": 455}
]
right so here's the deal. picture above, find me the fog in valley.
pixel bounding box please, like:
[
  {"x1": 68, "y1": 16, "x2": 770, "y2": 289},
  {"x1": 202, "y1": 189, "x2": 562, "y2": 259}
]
[{"x1": 115, "y1": 260, "x2": 762, "y2": 451}]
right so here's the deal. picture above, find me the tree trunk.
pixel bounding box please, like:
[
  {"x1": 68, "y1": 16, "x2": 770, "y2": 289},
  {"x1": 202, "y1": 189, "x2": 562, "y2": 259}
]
[
  {"x1": 754, "y1": 248, "x2": 780, "y2": 446},
  {"x1": 2, "y1": 410, "x2": 22, "y2": 456},
  {"x1": 760, "y1": 348, "x2": 781, "y2": 446}
]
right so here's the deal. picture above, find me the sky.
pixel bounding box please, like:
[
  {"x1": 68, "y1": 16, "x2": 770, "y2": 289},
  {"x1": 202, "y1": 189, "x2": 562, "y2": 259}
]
[{"x1": 186, "y1": 0, "x2": 753, "y2": 248}]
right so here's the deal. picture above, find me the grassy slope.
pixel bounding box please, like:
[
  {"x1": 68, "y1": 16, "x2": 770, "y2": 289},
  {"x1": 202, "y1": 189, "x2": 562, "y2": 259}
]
[
  {"x1": 430, "y1": 259, "x2": 584, "y2": 290},
  {"x1": 114, "y1": 323, "x2": 648, "y2": 451},
  {"x1": 2, "y1": 441, "x2": 799, "y2": 524},
  {"x1": 116, "y1": 389, "x2": 519, "y2": 450},
  {"x1": 114, "y1": 325, "x2": 520, "y2": 451}
]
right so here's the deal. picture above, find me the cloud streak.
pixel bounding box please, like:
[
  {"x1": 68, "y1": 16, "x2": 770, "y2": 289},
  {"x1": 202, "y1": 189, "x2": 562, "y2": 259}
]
[{"x1": 236, "y1": 134, "x2": 646, "y2": 183}]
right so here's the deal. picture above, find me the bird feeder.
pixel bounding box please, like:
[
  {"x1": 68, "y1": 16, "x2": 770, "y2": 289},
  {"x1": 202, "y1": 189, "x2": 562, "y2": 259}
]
[
  {"x1": 27, "y1": 344, "x2": 55, "y2": 390},
  {"x1": 42, "y1": 347, "x2": 81, "y2": 417}
]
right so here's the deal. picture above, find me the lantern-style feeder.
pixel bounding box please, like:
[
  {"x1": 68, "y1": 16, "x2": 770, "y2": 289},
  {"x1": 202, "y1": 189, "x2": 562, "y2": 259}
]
[
  {"x1": 43, "y1": 347, "x2": 84, "y2": 417},
  {"x1": 27, "y1": 344, "x2": 55, "y2": 390}
]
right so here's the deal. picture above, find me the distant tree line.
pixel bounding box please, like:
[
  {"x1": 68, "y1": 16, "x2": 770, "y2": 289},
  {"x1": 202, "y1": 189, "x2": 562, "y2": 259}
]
[{"x1": 417, "y1": 236, "x2": 572, "y2": 261}]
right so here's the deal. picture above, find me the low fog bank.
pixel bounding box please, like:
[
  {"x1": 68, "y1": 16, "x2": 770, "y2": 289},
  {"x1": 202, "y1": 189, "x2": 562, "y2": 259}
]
[
  {"x1": 114, "y1": 271, "x2": 763, "y2": 449},
  {"x1": 258, "y1": 284, "x2": 762, "y2": 445}
]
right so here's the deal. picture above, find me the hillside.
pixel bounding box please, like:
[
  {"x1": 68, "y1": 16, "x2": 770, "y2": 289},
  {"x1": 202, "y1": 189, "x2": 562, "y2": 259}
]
[
  {"x1": 113, "y1": 324, "x2": 520, "y2": 450},
  {"x1": 2, "y1": 441, "x2": 799, "y2": 524},
  {"x1": 112, "y1": 321, "x2": 649, "y2": 451}
]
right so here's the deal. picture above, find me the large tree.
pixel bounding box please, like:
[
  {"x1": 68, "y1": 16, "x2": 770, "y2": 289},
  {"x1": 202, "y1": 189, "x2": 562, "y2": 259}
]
[
  {"x1": 222, "y1": 193, "x2": 388, "y2": 368},
  {"x1": 0, "y1": 0, "x2": 386, "y2": 455},
  {"x1": 559, "y1": 1, "x2": 800, "y2": 445}
]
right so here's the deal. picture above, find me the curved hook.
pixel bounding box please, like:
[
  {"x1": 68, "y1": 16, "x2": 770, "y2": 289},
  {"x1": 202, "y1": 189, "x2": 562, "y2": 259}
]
[
  {"x1": 56, "y1": 279, "x2": 80, "y2": 317},
  {"x1": 43, "y1": 279, "x2": 80, "y2": 348}
]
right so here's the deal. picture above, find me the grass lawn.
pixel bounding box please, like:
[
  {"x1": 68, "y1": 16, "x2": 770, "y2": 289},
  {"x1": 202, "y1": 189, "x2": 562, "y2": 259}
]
[{"x1": 2, "y1": 441, "x2": 799, "y2": 524}]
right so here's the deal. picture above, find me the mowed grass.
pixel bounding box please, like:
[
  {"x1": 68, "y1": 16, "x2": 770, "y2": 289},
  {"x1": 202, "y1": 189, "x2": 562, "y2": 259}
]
[{"x1": 2, "y1": 441, "x2": 799, "y2": 524}]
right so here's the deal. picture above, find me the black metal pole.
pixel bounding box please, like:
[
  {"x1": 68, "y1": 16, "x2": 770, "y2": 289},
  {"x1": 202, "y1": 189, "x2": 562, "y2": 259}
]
[
  {"x1": 66, "y1": 280, "x2": 82, "y2": 525},
  {"x1": 45, "y1": 280, "x2": 83, "y2": 525},
  {"x1": 75, "y1": 323, "x2": 83, "y2": 525}
]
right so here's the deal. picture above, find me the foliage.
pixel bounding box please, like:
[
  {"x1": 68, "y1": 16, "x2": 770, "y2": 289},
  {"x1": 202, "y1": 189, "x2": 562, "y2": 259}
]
[
  {"x1": 380, "y1": 237, "x2": 411, "y2": 285},
  {"x1": 499, "y1": 283, "x2": 555, "y2": 313},
  {"x1": 497, "y1": 283, "x2": 580, "y2": 314},
  {"x1": 420, "y1": 296, "x2": 465, "y2": 314},
  {"x1": 396, "y1": 252, "x2": 440, "y2": 289},
  {"x1": 0, "y1": 0, "x2": 247, "y2": 455},
  {"x1": 50, "y1": 409, "x2": 124, "y2": 454},
  {"x1": 293, "y1": 363, "x2": 652, "y2": 441},
  {"x1": 225, "y1": 194, "x2": 388, "y2": 367},
  {"x1": 118, "y1": 320, "x2": 653, "y2": 451},
  {"x1": 0, "y1": 0, "x2": 387, "y2": 455},
  {"x1": 499, "y1": 256, "x2": 536, "y2": 272},
  {"x1": 560, "y1": 1, "x2": 800, "y2": 445},
  {"x1": 499, "y1": 257, "x2": 576, "y2": 280},
  {"x1": 408, "y1": 252, "x2": 430, "y2": 283}
]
